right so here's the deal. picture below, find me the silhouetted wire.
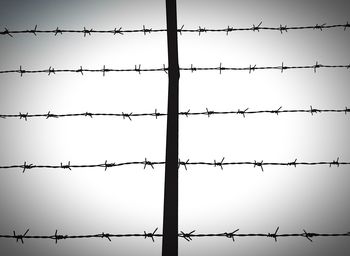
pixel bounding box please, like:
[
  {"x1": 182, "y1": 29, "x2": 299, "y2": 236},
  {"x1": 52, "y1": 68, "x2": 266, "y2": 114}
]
[
  {"x1": 0, "y1": 63, "x2": 349, "y2": 76},
  {"x1": 0, "y1": 157, "x2": 349, "y2": 172},
  {"x1": 1, "y1": 107, "x2": 349, "y2": 121},
  {"x1": 178, "y1": 22, "x2": 350, "y2": 35},
  {"x1": 1, "y1": 22, "x2": 349, "y2": 37},
  {"x1": 1, "y1": 228, "x2": 349, "y2": 243}
]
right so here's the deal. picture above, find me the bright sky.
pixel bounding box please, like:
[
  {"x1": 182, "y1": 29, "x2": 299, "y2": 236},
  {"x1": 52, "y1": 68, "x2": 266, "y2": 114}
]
[{"x1": 0, "y1": 0, "x2": 350, "y2": 255}]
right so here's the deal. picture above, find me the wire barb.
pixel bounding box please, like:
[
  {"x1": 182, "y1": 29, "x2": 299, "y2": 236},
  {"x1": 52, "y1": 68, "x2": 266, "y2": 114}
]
[
  {"x1": 54, "y1": 27, "x2": 62, "y2": 36},
  {"x1": 314, "y1": 23, "x2": 326, "y2": 31},
  {"x1": 48, "y1": 66, "x2": 55, "y2": 75},
  {"x1": 310, "y1": 105, "x2": 320, "y2": 115},
  {"x1": 180, "y1": 109, "x2": 191, "y2": 117},
  {"x1": 219, "y1": 62, "x2": 226, "y2": 74},
  {"x1": 22, "y1": 162, "x2": 33, "y2": 173},
  {"x1": 163, "y1": 64, "x2": 168, "y2": 74},
  {"x1": 180, "y1": 230, "x2": 195, "y2": 242},
  {"x1": 237, "y1": 108, "x2": 249, "y2": 118},
  {"x1": 302, "y1": 229, "x2": 315, "y2": 242},
  {"x1": 104, "y1": 160, "x2": 116, "y2": 171},
  {"x1": 178, "y1": 159, "x2": 190, "y2": 170},
  {"x1": 225, "y1": 229, "x2": 239, "y2": 242},
  {"x1": 190, "y1": 64, "x2": 197, "y2": 72},
  {"x1": 313, "y1": 61, "x2": 321, "y2": 73},
  {"x1": 122, "y1": 112, "x2": 132, "y2": 121},
  {"x1": 279, "y1": 24, "x2": 288, "y2": 34},
  {"x1": 76, "y1": 66, "x2": 84, "y2": 75},
  {"x1": 60, "y1": 161, "x2": 71, "y2": 170},
  {"x1": 344, "y1": 22, "x2": 350, "y2": 31},
  {"x1": 100, "y1": 232, "x2": 112, "y2": 242},
  {"x1": 13, "y1": 229, "x2": 30, "y2": 244},
  {"x1": 267, "y1": 227, "x2": 280, "y2": 242},
  {"x1": 198, "y1": 26, "x2": 207, "y2": 36},
  {"x1": 142, "y1": 25, "x2": 152, "y2": 35},
  {"x1": 273, "y1": 106, "x2": 283, "y2": 115},
  {"x1": 18, "y1": 65, "x2": 25, "y2": 77},
  {"x1": 330, "y1": 157, "x2": 340, "y2": 167},
  {"x1": 83, "y1": 27, "x2": 92, "y2": 37},
  {"x1": 252, "y1": 22, "x2": 263, "y2": 32},
  {"x1": 143, "y1": 158, "x2": 154, "y2": 170},
  {"x1": 214, "y1": 157, "x2": 225, "y2": 170},
  {"x1": 2, "y1": 27, "x2": 13, "y2": 37},
  {"x1": 53, "y1": 230, "x2": 68, "y2": 244},
  {"x1": 226, "y1": 26, "x2": 233, "y2": 35},
  {"x1": 205, "y1": 108, "x2": 214, "y2": 117},
  {"x1": 19, "y1": 112, "x2": 28, "y2": 121},
  {"x1": 288, "y1": 158, "x2": 298, "y2": 167},
  {"x1": 249, "y1": 64, "x2": 256, "y2": 74},
  {"x1": 31, "y1": 25, "x2": 38, "y2": 36},
  {"x1": 84, "y1": 112, "x2": 93, "y2": 118},
  {"x1": 113, "y1": 27, "x2": 123, "y2": 35},
  {"x1": 178, "y1": 25, "x2": 184, "y2": 35},
  {"x1": 46, "y1": 111, "x2": 58, "y2": 119},
  {"x1": 254, "y1": 160, "x2": 264, "y2": 172},
  {"x1": 144, "y1": 228, "x2": 158, "y2": 242},
  {"x1": 153, "y1": 109, "x2": 160, "y2": 119},
  {"x1": 135, "y1": 64, "x2": 141, "y2": 74}
]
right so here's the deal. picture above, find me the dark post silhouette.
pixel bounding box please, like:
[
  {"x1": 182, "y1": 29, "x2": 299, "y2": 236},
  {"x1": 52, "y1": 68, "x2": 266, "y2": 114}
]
[{"x1": 162, "y1": 0, "x2": 180, "y2": 255}]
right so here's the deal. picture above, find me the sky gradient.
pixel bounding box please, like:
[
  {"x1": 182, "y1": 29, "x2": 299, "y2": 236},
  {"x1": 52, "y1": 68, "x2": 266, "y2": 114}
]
[{"x1": 0, "y1": 0, "x2": 349, "y2": 255}]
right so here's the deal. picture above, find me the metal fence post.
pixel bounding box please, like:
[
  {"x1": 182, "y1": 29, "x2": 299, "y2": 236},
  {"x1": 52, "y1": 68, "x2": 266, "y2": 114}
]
[{"x1": 162, "y1": 0, "x2": 180, "y2": 255}]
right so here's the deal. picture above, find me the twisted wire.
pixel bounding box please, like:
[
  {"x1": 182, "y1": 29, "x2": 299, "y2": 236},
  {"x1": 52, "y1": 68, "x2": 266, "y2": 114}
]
[
  {"x1": 1, "y1": 228, "x2": 349, "y2": 244},
  {"x1": 1, "y1": 107, "x2": 349, "y2": 121},
  {"x1": 1, "y1": 23, "x2": 349, "y2": 37},
  {"x1": 0, "y1": 158, "x2": 349, "y2": 172},
  {"x1": 0, "y1": 62, "x2": 349, "y2": 76}
]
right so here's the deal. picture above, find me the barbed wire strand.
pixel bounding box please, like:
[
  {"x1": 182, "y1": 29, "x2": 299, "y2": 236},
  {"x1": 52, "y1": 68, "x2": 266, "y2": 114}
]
[
  {"x1": 1, "y1": 23, "x2": 349, "y2": 37},
  {"x1": 0, "y1": 62, "x2": 349, "y2": 76},
  {"x1": 0, "y1": 158, "x2": 349, "y2": 172},
  {"x1": 1, "y1": 107, "x2": 349, "y2": 121},
  {"x1": 1, "y1": 228, "x2": 349, "y2": 243}
]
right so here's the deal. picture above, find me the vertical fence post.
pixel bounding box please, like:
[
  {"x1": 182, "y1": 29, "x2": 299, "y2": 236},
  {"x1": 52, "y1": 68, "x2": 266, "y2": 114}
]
[{"x1": 162, "y1": 0, "x2": 180, "y2": 255}]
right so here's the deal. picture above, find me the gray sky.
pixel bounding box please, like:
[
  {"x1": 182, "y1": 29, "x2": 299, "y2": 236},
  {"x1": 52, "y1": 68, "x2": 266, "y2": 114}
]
[{"x1": 0, "y1": 0, "x2": 349, "y2": 255}]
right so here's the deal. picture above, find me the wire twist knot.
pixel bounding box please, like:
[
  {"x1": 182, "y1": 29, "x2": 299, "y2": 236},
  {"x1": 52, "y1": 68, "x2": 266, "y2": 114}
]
[
  {"x1": 61, "y1": 161, "x2": 71, "y2": 170},
  {"x1": 224, "y1": 229, "x2": 239, "y2": 242},
  {"x1": 144, "y1": 228, "x2": 158, "y2": 242},
  {"x1": 180, "y1": 230, "x2": 195, "y2": 242},
  {"x1": 178, "y1": 159, "x2": 189, "y2": 170},
  {"x1": 254, "y1": 160, "x2": 264, "y2": 172},
  {"x1": 13, "y1": 229, "x2": 29, "y2": 244},
  {"x1": 267, "y1": 227, "x2": 280, "y2": 242},
  {"x1": 53, "y1": 230, "x2": 68, "y2": 244},
  {"x1": 144, "y1": 158, "x2": 154, "y2": 169},
  {"x1": 330, "y1": 157, "x2": 340, "y2": 167},
  {"x1": 252, "y1": 22, "x2": 262, "y2": 32},
  {"x1": 214, "y1": 157, "x2": 225, "y2": 170}
]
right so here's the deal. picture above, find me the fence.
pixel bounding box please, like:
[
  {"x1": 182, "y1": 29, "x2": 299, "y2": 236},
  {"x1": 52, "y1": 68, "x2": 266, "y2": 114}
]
[{"x1": 0, "y1": 10, "x2": 349, "y2": 256}]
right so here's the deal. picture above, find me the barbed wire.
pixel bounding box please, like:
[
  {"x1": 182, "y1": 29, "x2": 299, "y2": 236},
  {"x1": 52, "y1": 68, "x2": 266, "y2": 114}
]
[
  {"x1": 178, "y1": 22, "x2": 350, "y2": 35},
  {"x1": 0, "y1": 23, "x2": 349, "y2": 37},
  {"x1": 0, "y1": 65, "x2": 168, "y2": 76},
  {"x1": 0, "y1": 62, "x2": 348, "y2": 76},
  {"x1": 1, "y1": 228, "x2": 349, "y2": 244},
  {"x1": 0, "y1": 158, "x2": 349, "y2": 172},
  {"x1": 0, "y1": 107, "x2": 349, "y2": 121},
  {"x1": 180, "y1": 62, "x2": 350, "y2": 73},
  {"x1": 0, "y1": 25, "x2": 164, "y2": 37}
]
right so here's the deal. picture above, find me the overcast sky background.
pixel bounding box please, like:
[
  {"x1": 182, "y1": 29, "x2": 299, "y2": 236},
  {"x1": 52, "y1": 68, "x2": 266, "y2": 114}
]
[{"x1": 0, "y1": 0, "x2": 349, "y2": 255}]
